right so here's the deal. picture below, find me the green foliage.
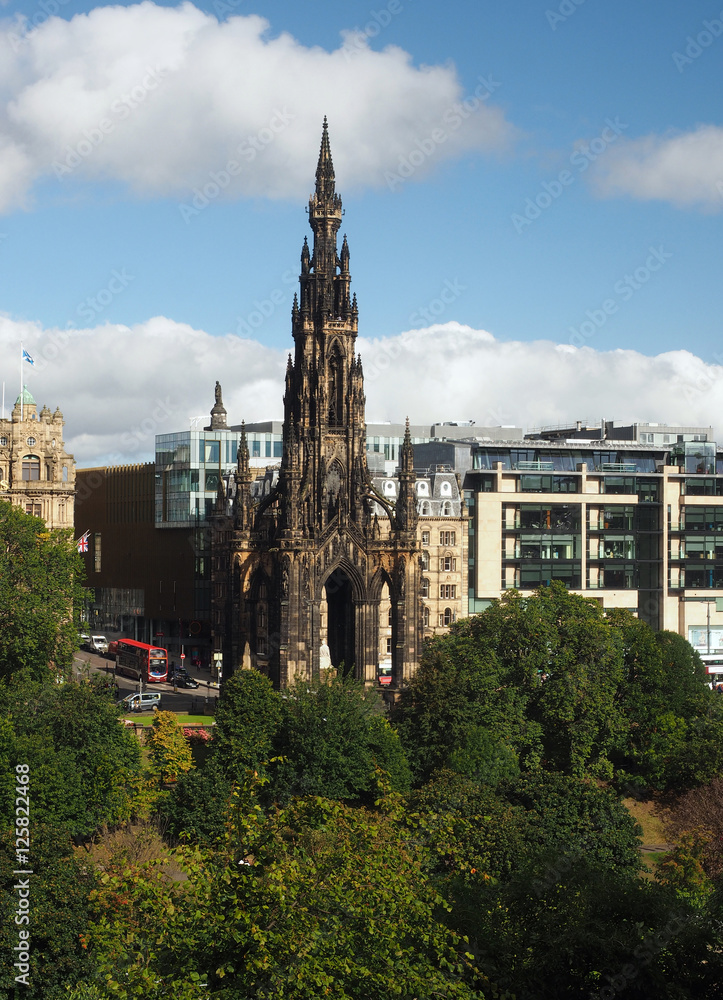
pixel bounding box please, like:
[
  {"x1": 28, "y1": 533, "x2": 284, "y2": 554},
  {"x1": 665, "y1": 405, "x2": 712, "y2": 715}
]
[
  {"x1": 158, "y1": 757, "x2": 232, "y2": 846},
  {"x1": 147, "y1": 711, "x2": 194, "y2": 784},
  {"x1": 502, "y1": 770, "x2": 643, "y2": 877},
  {"x1": 396, "y1": 585, "x2": 721, "y2": 793},
  {"x1": 657, "y1": 831, "x2": 715, "y2": 905},
  {"x1": 86, "y1": 774, "x2": 485, "y2": 999},
  {"x1": 0, "y1": 501, "x2": 87, "y2": 681},
  {"x1": 0, "y1": 825, "x2": 97, "y2": 1000},
  {"x1": 271, "y1": 674, "x2": 410, "y2": 802},
  {"x1": 0, "y1": 674, "x2": 141, "y2": 837},
  {"x1": 396, "y1": 583, "x2": 625, "y2": 783},
  {"x1": 212, "y1": 669, "x2": 282, "y2": 782},
  {"x1": 409, "y1": 770, "x2": 524, "y2": 885}
]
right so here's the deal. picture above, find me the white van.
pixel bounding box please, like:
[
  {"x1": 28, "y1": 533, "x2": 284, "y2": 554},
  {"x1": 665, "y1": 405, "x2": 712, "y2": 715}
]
[
  {"x1": 89, "y1": 635, "x2": 109, "y2": 654},
  {"x1": 118, "y1": 691, "x2": 161, "y2": 713}
]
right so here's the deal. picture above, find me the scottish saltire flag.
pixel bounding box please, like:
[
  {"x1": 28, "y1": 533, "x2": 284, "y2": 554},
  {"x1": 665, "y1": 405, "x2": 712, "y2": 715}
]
[
  {"x1": 22, "y1": 349, "x2": 34, "y2": 365},
  {"x1": 77, "y1": 532, "x2": 89, "y2": 553}
]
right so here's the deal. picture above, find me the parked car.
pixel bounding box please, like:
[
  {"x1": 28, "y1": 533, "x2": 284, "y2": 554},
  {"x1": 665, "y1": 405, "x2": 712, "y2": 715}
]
[
  {"x1": 118, "y1": 691, "x2": 161, "y2": 713},
  {"x1": 175, "y1": 675, "x2": 200, "y2": 689}
]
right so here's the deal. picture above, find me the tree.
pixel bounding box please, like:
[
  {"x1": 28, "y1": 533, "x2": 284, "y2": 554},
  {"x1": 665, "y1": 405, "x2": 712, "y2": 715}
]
[
  {"x1": 395, "y1": 584, "x2": 626, "y2": 784},
  {"x1": 0, "y1": 501, "x2": 87, "y2": 681},
  {"x1": 0, "y1": 674, "x2": 141, "y2": 837},
  {"x1": 159, "y1": 757, "x2": 232, "y2": 846},
  {"x1": 85, "y1": 776, "x2": 485, "y2": 999},
  {"x1": 212, "y1": 669, "x2": 282, "y2": 782},
  {"x1": 270, "y1": 674, "x2": 409, "y2": 802},
  {"x1": 0, "y1": 825, "x2": 97, "y2": 1000},
  {"x1": 147, "y1": 711, "x2": 194, "y2": 784}
]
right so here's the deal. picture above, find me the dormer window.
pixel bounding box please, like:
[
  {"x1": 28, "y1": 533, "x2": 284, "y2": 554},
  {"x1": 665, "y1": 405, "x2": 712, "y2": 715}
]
[{"x1": 440, "y1": 480, "x2": 452, "y2": 496}]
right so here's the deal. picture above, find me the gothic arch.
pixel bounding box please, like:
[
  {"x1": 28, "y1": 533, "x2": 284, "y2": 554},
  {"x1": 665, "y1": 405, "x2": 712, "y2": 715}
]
[{"x1": 369, "y1": 565, "x2": 393, "y2": 602}]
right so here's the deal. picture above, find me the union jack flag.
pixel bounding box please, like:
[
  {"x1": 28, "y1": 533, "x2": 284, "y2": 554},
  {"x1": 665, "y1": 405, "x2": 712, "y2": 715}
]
[{"x1": 77, "y1": 532, "x2": 89, "y2": 553}]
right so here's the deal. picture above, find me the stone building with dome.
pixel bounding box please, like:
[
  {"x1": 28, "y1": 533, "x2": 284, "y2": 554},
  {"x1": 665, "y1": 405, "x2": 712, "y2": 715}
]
[{"x1": 0, "y1": 385, "x2": 75, "y2": 529}]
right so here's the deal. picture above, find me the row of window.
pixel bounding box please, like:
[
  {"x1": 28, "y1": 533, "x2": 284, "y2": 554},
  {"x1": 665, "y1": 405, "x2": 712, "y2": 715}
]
[
  {"x1": 420, "y1": 554, "x2": 458, "y2": 571},
  {"x1": 2, "y1": 457, "x2": 69, "y2": 482},
  {"x1": 420, "y1": 581, "x2": 458, "y2": 598},
  {"x1": 421, "y1": 607, "x2": 455, "y2": 628}
]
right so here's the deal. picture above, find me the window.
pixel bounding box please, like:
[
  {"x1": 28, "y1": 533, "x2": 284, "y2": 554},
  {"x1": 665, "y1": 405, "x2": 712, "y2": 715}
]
[
  {"x1": 439, "y1": 608, "x2": 453, "y2": 627},
  {"x1": 252, "y1": 440, "x2": 261, "y2": 458},
  {"x1": 0, "y1": 437, "x2": 6, "y2": 446},
  {"x1": 274, "y1": 440, "x2": 283, "y2": 458},
  {"x1": 204, "y1": 441, "x2": 220, "y2": 463},
  {"x1": 421, "y1": 551, "x2": 429, "y2": 570},
  {"x1": 440, "y1": 584, "x2": 457, "y2": 599},
  {"x1": 423, "y1": 606, "x2": 430, "y2": 627},
  {"x1": 441, "y1": 501, "x2": 453, "y2": 515},
  {"x1": 22, "y1": 456, "x2": 40, "y2": 481},
  {"x1": 25, "y1": 502, "x2": 41, "y2": 516},
  {"x1": 440, "y1": 556, "x2": 456, "y2": 572},
  {"x1": 440, "y1": 480, "x2": 452, "y2": 496},
  {"x1": 94, "y1": 533, "x2": 101, "y2": 573},
  {"x1": 419, "y1": 501, "x2": 431, "y2": 515},
  {"x1": 27, "y1": 437, "x2": 36, "y2": 447},
  {"x1": 422, "y1": 530, "x2": 430, "y2": 544},
  {"x1": 417, "y1": 482, "x2": 429, "y2": 496},
  {"x1": 62, "y1": 465, "x2": 68, "y2": 482},
  {"x1": 386, "y1": 637, "x2": 392, "y2": 655},
  {"x1": 388, "y1": 607, "x2": 393, "y2": 626},
  {"x1": 439, "y1": 531, "x2": 456, "y2": 546},
  {"x1": 421, "y1": 578, "x2": 430, "y2": 597}
]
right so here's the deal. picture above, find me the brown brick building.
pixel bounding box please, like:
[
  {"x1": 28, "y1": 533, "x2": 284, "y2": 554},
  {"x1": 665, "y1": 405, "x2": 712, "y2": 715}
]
[{"x1": 75, "y1": 463, "x2": 209, "y2": 663}]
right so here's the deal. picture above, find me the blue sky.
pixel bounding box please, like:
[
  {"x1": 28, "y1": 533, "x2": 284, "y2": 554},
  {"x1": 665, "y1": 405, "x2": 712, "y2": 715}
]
[{"x1": 1, "y1": 0, "x2": 722, "y2": 464}]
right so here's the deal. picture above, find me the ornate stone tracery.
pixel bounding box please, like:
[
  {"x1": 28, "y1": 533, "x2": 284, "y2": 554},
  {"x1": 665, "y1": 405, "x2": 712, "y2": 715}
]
[{"x1": 211, "y1": 120, "x2": 420, "y2": 689}]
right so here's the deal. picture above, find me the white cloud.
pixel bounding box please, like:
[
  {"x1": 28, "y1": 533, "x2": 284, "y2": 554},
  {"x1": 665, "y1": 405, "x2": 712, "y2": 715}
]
[
  {"x1": 0, "y1": 2, "x2": 516, "y2": 212},
  {"x1": 591, "y1": 124, "x2": 723, "y2": 210},
  {"x1": 5, "y1": 316, "x2": 723, "y2": 469}
]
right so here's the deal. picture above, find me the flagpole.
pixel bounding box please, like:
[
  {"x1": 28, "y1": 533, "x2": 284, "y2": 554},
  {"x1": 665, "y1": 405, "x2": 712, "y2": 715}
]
[{"x1": 19, "y1": 343, "x2": 23, "y2": 422}]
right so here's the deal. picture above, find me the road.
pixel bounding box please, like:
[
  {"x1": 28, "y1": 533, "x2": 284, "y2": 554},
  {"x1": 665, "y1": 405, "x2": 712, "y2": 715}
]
[{"x1": 73, "y1": 649, "x2": 219, "y2": 715}]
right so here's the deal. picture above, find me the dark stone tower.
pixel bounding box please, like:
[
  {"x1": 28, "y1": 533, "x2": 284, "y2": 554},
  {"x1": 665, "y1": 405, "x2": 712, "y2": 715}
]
[{"x1": 212, "y1": 119, "x2": 420, "y2": 689}]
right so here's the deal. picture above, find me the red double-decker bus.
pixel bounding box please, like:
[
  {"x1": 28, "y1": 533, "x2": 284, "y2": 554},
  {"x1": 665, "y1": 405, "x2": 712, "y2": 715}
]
[{"x1": 114, "y1": 639, "x2": 168, "y2": 684}]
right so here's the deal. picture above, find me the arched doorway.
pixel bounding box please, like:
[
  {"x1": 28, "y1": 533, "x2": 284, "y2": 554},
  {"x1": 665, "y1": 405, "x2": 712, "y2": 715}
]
[{"x1": 324, "y1": 567, "x2": 355, "y2": 676}]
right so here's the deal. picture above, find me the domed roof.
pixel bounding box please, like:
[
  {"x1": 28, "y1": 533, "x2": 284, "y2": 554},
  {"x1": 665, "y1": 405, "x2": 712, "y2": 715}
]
[{"x1": 15, "y1": 385, "x2": 35, "y2": 405}]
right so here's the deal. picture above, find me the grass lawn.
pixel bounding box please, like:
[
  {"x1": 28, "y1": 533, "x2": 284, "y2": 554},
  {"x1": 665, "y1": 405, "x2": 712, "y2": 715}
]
[
  {"x1": 623, "y1": 797, "x2": 671, "y2": 878},
  {"x1": 121, "y1": 713, "x2": 213, "y2": 727}
]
